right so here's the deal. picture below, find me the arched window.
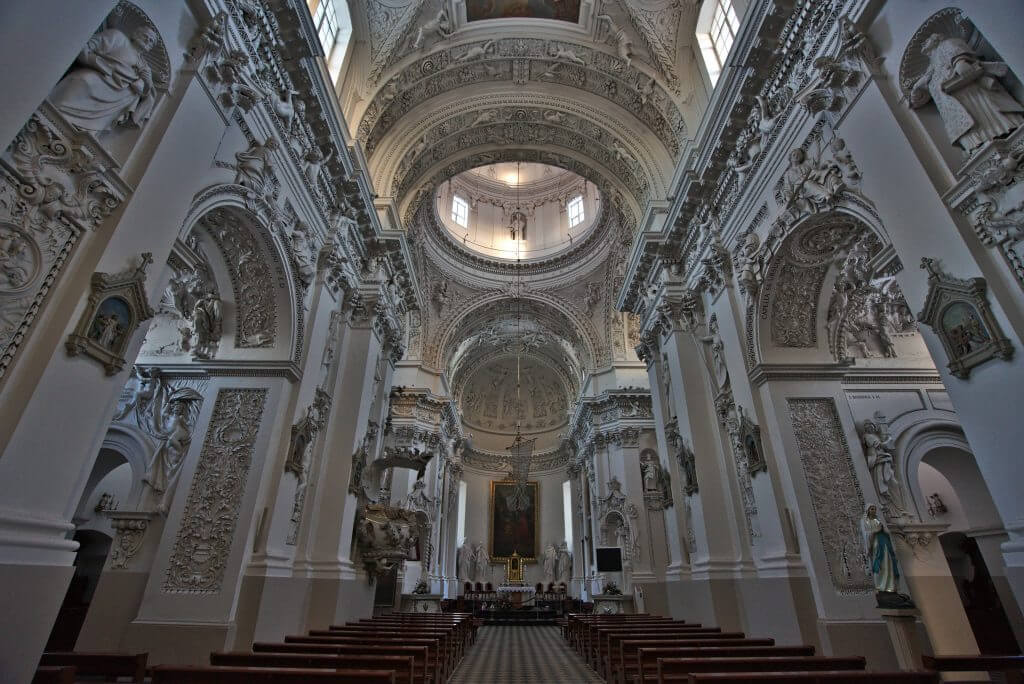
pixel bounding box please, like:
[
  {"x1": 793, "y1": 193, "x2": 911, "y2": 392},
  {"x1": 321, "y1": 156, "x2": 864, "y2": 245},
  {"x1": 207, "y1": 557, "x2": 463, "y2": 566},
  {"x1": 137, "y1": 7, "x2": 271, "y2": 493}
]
[
  {"x1": 567, "y1": 195, "x2": 585, "y2": 228},
  {"x1": 456, "y1": 480, "x2": 468, "y2": 547},
  {"x1": 562, "y1": 480, "x2": 573, "y2": 547},
  {"x1": 697, "y1": 0, "x2": 742, "y2": 87},
  {"x1": 452, "y1": 195, "x2": 469, "y2": 228}
]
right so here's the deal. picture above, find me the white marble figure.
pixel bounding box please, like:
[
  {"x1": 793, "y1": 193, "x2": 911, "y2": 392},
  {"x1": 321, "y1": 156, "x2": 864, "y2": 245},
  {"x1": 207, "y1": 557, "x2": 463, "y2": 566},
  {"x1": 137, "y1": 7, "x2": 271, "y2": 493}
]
[
  {"x1": 910, "y1": 33, "x2": 1024, "y2": 156},
  {"x1": 861, "y1": 414, "x2": 907, "y2": 517},
  {"x1": 550, "y1": 45, "x2": 586, "y2": 66},
  {"x1": 782, "y1": 147, "x2": 845, "y2": 213},
  {"x1": 860, "y1": 504, "x2": 900, "y2": 594},
  {"x1": 289, "y1": 221, "x2": 317, "y2": 288},
  {"x1": 642, "y1": 461, "x2": 658, "y2": 492},
  {"x1": 473, "y1": 541, "x2": 490, "y2": 583},
  {"x1": 413, "y1": 9, "x2": 452, "y2": 50},
  {"x1": 142, "y1": 397, "x2": 197, "y2": 513},
  {"x1": 542, "y1": 542, "x2": 558, "y2": 584},
  {"x1": 0, "y1": 229, "x2": 33, "y2": 290},
  {"x1": 191, "y1": 290, "x2": 222, "y2": 360},
  {"x1": 235, "y1": 136, "x2": 279, "y2": 195},
  {"x1": 736, "y1": 232, "x2": 761, "y2": 295},
  {"x1": 458, "y1": 541, "x2": 474, "y2": 581},
  {"x1": 303, "y1": 145, "x2": 333, "y2": 183},
  {"x1": 556, "y1": 541, "x2": 572, "y2": 585},
  {"x1": 49, "y1": 25, "x2": 159, "y2": 133}
]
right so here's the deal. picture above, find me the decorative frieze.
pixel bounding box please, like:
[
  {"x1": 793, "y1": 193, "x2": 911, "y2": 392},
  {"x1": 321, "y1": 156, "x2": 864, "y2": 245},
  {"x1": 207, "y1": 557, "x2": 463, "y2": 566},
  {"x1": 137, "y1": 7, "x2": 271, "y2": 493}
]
[{"x1": 163, "y1": 388, "x2": 267, "y2": 594}]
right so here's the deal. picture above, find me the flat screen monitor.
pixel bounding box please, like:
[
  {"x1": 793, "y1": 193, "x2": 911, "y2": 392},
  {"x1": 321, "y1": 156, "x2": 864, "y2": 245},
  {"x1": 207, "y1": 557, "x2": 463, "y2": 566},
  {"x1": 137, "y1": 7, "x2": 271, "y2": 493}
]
[{"x1": 595, "y1": 547, "x2": 623, "y2": 572}]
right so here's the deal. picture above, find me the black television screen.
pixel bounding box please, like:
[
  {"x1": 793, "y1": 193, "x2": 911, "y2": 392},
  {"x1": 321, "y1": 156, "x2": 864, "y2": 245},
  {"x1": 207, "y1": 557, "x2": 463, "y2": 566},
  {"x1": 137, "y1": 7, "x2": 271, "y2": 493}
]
[{"x1": 595, "y1": 547, "x2": 623, "y2": 572}]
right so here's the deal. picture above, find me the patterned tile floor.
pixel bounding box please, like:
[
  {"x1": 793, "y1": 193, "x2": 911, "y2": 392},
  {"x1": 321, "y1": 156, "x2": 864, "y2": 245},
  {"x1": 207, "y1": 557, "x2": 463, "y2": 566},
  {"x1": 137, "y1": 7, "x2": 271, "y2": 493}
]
[{"x1": 449, "y1": 625, "x2": 603, "y2": 683}]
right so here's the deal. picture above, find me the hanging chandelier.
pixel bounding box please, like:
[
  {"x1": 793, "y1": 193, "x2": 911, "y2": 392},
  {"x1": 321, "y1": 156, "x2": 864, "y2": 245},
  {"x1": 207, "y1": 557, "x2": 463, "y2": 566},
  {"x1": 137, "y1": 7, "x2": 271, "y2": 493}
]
[{"x1": 506, "y1": 161, "x2": 535, "y2": 512}]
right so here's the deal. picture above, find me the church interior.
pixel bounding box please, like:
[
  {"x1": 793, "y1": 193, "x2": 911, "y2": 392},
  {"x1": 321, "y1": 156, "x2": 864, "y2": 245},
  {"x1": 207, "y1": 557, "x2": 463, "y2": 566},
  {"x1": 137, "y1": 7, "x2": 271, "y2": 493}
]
[{"x1": 2, "y1": 0, "x2": 1024, "y2": 681}]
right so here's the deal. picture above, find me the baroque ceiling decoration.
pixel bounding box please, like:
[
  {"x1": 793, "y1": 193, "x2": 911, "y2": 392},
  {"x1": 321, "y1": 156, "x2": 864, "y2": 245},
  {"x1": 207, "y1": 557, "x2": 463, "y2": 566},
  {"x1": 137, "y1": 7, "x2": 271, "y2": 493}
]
[
  {"x1": 381, "y1": 100, "x2": 665, "y2": 208},
  {"x1": 356, "y1": 36, "x2": 689, "y2": 160}
]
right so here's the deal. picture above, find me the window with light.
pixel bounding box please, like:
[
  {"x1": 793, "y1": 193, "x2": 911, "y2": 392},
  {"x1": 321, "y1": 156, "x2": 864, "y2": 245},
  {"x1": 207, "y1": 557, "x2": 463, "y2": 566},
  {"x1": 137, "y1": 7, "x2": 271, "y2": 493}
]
[
  {"x1": 562, "y1": 480, "x2": 573, "y2": 548},
  {"x1": 697, "y1": 0, "x2": 741, "y2": 87},
  {"x1": 456, "y1": 481, "x2": 467, "y2": 547},
  {"x1": 452, "y1": 195, "x2": 469, "y2": 227},
  {"x1": 567, "y1": 195, "x2": 585, "y2": 228},
  {"x1": 311, "y1": 0, "x2": 340, "y2": 53}
]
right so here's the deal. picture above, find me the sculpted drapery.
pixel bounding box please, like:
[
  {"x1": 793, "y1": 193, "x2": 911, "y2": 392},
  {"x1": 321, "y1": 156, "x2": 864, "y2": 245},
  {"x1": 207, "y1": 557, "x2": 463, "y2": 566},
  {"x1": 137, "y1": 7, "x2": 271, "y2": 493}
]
[
  {"x1": 860, "y1": 504, "x2": 900, "y2": 594},
  {"x1": 49, "y1": 26, "x2": 159, "y2": 133},
  {"x1": 911, "y1": 34, "x2": 1024, "y2": 155}
]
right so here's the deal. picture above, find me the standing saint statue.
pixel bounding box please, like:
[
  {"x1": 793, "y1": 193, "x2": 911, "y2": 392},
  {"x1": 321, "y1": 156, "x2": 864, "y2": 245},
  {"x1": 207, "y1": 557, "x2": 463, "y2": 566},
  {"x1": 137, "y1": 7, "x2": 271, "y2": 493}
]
[
  {"x1": 142, "y1": 390, "x2": 202, "y2": 513},
  {"x1": 910, "y1": 33, "x2": 1024, "y2": 155},
  {"x1": 542, "y1": 542, "x2": 558, "y2": 584},
  {"x1": 860, "y1": 415, "x2": 907, "y2": 518},
  {"x1": 556, "y1": 541, "x2": 572, "y2": 585},
  {"x1": 860, "y1": 504, "x2": 914, "y2": 607},
  {"x1": 49, "y1": 25, "x2": 160, "y2": 132}
]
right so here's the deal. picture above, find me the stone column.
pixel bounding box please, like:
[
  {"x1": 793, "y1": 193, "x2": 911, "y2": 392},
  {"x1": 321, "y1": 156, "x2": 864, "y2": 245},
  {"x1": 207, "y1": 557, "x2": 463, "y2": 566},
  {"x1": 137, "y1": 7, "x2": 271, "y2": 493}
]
[
  {"x1": 892, "y1": 524, "x2": 980, "y2": 662},
  {"x1": 659, "y1": 319, "x2": 745, "y2": 631},
  {"x1": 840, "y1": 74, "x2": 1024, "y2": 617},
  {"x1": 123, "y1": 378, "x2": 290, "y2": 664},
  {"x1": 300, "y1": 287, "x2": 388, "y2": 628}
]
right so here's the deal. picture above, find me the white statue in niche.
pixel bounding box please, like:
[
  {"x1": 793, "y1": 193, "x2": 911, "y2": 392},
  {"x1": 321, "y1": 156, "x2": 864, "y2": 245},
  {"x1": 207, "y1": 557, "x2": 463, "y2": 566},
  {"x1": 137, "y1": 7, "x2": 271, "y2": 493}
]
[
  {"x1": 542, "y1": 542, "x2": 558, "y2": 583},
  {"x1": 910, "y1": 34, "x2": 1024, "y2": 156},
  {"x1": 191, "y1": 289, "x2": 222, "y2": 360},
  {"x1": 473, "y1": 542, "x2": 490, "y2": 583},
  {"x1": 641, "y1": 461, "x2": 659, "y2": 492},
  {"x1": 49, "y1": 24, "x2": 159, "y2": 133}
]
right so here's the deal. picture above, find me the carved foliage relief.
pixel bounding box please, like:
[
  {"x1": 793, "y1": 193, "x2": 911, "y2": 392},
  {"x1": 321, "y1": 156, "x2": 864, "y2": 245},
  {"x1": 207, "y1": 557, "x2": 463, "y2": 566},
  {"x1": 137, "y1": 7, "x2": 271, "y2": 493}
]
[
  {"x1": 199, "y1": 208, "x2": 278, "y2": 348},
  {"x1": 787, "y1": 398, "x2": 872, "y2": 594},
  {"x1": 163, "y1": 388, "x2": 267, "y2": 594}
]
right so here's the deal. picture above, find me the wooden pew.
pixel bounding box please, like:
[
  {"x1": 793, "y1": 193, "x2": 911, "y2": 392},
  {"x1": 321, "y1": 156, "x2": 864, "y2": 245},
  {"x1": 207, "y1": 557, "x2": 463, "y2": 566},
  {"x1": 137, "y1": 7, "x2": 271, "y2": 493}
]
[
  {"x1": 598, "y1": 628, "x2": 728, "y2": 677},
  {"x1": 351, "y1": 615, "x2": 476, "y2": 648},
  {"x1": 655, "y1": 656, "x2": 866, "y2": 683},
  {"x1": 635, "y1": 645, "x2": 816, "y2": 684},
  {"x1": 343, "y1": 619, "x2": 468, "y2": 657},
  {"x1": 150, "y1": 665, "x2": 396, "y2": 682},
  {"x1": 251, "y1": 642, "x2": 432, "y2": 684},
  {"x1": 684, "y1": 673, "x2": 938, "y2": 683},
  {"x1": 922, "y1": 654, "x2": 1024, "y2": 683},
  {"x1": 580, "y1": 617, "x2": 678, "y2": 660},
  {"x1": 282, "y1": 635, "x2": 444, "y2": 681},
  {"x1": 39, "y1": 651, "x2": 148, "y2": 683},
  {"x1": 608, "y1": 635, "x2": 768, "y2": 684},
  {"x1": 210, "y1": 651, "x2": 415, "y2": 684},
  {"x1": 317, "y1": 627, "x2": 456, "y2": 673},
  {"x1": 31, "y1": 666, "x2": 75, "y2": 684}
]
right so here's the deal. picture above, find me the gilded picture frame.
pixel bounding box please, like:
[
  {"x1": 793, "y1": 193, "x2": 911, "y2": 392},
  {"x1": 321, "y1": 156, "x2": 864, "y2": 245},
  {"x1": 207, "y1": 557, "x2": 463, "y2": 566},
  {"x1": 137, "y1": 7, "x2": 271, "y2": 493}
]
[{"x1": 489, "y1": 480, "x2": 539, "y2": 562}]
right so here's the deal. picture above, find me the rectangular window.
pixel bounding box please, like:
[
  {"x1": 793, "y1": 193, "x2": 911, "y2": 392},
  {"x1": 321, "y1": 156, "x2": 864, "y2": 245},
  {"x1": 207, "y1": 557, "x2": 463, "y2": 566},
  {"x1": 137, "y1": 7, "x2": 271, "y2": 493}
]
[
  {"x1": 698, "y1": 0, "x2": 741, "y2": 87},
  {"x1": 452, "y1": 195, "x2": 469, "y2": 227},
  {"x1": 567, "y1": 195, "x2": 585, "y2": 228},
  {"x1": 311, "y1": 0, "x2": 340, "y2": 53},
  {"x1": 562, "y1": 480, "x2": 573, "y2": 548},
  {"x1": 456, "y1": 480, "x2": 468, "y2": 547}
]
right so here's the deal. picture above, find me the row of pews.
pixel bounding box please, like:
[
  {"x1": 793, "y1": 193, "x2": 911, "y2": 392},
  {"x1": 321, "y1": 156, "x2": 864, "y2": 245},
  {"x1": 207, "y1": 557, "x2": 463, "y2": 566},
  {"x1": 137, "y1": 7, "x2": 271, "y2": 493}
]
[
  {"x1": 35, "y1": 612, "x2": 476, "y2": 683},
  {"x1": 563, "y1": 613, "x2": 1024, "y2": 684}
]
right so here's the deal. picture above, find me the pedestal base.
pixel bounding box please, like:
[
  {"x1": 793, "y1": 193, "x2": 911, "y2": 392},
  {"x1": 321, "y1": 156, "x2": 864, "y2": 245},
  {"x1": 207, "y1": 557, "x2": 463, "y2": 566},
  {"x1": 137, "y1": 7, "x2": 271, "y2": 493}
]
[
  {"x1": 592, "y1": 594, "x2": 634, "y2": 614},
  {"x1": 880, "y1": 608, "x2": 923, "y2": 671},
  {"x1": 399, "y1": 593, "x2": 442, "y2": 613}
]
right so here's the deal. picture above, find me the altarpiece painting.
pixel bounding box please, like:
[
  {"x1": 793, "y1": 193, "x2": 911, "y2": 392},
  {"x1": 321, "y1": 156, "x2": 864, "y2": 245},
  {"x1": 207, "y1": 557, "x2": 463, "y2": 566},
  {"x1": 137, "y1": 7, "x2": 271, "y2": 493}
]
[{"x1": 489, "y1": 480, "x2": 539, "y2": 561}]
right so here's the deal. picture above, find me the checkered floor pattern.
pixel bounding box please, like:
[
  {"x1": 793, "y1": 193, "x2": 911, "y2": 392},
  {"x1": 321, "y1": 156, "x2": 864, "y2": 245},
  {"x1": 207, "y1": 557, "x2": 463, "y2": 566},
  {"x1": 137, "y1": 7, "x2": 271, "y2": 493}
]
[{"x1": 449, "y1": 625, "x2": 602, "y2": 683}]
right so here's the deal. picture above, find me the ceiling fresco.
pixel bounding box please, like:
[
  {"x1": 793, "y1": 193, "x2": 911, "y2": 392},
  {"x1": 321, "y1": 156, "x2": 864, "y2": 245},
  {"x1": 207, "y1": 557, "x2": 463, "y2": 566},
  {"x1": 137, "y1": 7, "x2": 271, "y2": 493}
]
[{"x1": 465, "y1": 0, "x2": 582, "y2": 23}]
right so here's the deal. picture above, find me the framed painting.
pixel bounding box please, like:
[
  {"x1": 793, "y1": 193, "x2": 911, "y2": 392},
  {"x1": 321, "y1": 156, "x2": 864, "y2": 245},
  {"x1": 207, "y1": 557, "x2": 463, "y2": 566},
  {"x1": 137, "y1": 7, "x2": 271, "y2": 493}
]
[
  {"x1": 489, "y1": 480, "x2": 539, "y2": 561},
  {"x1": 917, "y1": 258, "x2": 1013, "y2": 379},
  {"x1": 466, "y1": 0, "x2": 581, "y2": 23}
]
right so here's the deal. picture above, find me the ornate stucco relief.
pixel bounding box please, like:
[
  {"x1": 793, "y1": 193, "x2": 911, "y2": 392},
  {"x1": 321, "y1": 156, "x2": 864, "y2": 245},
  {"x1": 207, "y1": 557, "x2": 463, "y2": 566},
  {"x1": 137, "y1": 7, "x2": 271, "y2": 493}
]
[
  {"x1": 787, "y1": 397, "x2": 872, "y2": 594},
  {"x1": 163, "y1": 388, "x2": 267, "y2": 594}
]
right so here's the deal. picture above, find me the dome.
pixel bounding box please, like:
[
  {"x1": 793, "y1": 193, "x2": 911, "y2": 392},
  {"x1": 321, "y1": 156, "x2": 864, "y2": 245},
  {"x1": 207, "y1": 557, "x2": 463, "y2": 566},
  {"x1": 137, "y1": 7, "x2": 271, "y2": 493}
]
[{"x1": 437, "y1": 163, "x2": 601, "y2": 261}]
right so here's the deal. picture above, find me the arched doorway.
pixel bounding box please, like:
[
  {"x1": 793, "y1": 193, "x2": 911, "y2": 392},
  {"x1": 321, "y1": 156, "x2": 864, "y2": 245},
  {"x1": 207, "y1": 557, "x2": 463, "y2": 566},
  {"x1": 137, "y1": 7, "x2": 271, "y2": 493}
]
[{"x1": 913, "y1": 442, "x2": 1023, "y2": 654}]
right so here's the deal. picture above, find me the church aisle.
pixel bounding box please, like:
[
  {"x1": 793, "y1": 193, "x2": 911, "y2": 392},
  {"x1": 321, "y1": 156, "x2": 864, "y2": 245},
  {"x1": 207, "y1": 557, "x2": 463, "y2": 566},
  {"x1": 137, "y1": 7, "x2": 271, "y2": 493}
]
[{"x1": 449, "y1": 625, "x2": 602, "y2": 683}]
